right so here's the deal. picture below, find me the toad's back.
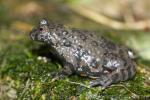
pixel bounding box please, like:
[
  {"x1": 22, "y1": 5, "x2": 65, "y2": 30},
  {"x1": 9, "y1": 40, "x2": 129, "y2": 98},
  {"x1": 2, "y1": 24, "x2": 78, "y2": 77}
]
[{"x1": 30, "y1": 19, "x2": 136, "y2": 87}]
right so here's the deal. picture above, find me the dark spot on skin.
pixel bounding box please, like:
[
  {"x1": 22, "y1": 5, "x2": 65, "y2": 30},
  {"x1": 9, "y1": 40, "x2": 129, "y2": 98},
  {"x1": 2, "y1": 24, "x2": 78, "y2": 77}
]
[
  {"x1": 107, "y1": 42, "x2": 116, "y2": 50},
  {"x1": 48, "y1": 22, "x2": 55, "y2": 29},
  {"x1": 120, "y1": 69, "x2": 126, "y2": 81},
  {"x1": 80, "y1": 34, "x2": 87, "y2": 41},
  {"x1": 64, "y1": 41, "x2": 72, "y2": 47},
  {"x1": 71, "y1": 28, "x2": 80, "y2": 33},
  {"x1": 89, "y1": 33, "x2": 93, "y2": 37},
  {"x1": 81, "y1": 66, "x2": 91, "y2": 74},
  {"x1": 123, "y1": 59, "x2": 127, "y2": 66},
  {"x1": 111, "y1": 73, "x2": 118, "y2": 83},
  {"x1": 119, "y1": 48, "x2": 130, "y2": 58},
  {"x1": 57, "y1": 30, "x2": 68, "y2": 37},
  {"x1": 89, "y1": 72, "x2": 101, "y2": 77},
  {"x1": 119, "y1": 49, "x2": 124, "y2": 55},
  {"x1": 55, "y1": 24, "x2": 64, "y2": 30},
  {"x1": 78, "y1": 45, "x2": 83, "y2": 48},
  {"x1": 44, "y1": 35, "x2": 48, "y2": 40},
  {"x1": 62, "y1": 37, "x2": 67, "y2": 40},
  {"x1": 91, "y1": 41, "x2": 98, "y2": 46},
  {"x1": 126, "y1": 66, "x2": 131, "y2": 79},
  {"x1": 102, "y1": 65, "x2": 114, "y2": 73},
  {"x1": 90, "y1": 59, "x2": 98, "y2": 68},
  {"x1": 131, "y1": 65, "x2": 136, "y2": 78},
  {"x1": 99, "y1": 37, "x2": 116, "y2": 51},
  {"x1": 71, "y1": 35, "x2": 74, "y2": 39},
  {"x1": 48, "y1": 23, "x2": 64, "y2": 30},
  {"x1": 80, "y1": 35, "x2": 86, "y2": 40},
  {"x1": 57, "y1": 24, "x2": 63, "y2": 28},
  {"x1": 81, "y1": 50, "x2": 89, "y2": 57},
  {"x1": 99, "y1": 38, "x2": 107, "y2": 48},
  {"x1": 104, "y1": 42, "x2": 116, "y2": 51},
  {"x1": 57, "y1": 33, "x2": 61, "y2": 36}
]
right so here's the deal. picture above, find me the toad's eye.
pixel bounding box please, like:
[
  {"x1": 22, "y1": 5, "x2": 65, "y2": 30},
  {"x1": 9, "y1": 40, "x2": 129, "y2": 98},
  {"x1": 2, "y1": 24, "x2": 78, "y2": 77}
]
[{"x1": 39, "y1": 28, "x2": 43, "y2": 31}]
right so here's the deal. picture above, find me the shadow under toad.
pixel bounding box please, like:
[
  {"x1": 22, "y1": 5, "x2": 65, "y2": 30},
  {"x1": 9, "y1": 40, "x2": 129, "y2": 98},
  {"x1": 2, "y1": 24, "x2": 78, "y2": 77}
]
[{"x1": 31, "y1": 44, "x2": 63, "y2": 66}]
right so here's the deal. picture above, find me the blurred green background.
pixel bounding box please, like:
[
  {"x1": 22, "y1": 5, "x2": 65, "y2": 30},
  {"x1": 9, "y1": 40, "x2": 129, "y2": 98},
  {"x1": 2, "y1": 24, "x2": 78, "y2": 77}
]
[{"x1": 0, "y1": 0, "x2": 150, "y2": 99}]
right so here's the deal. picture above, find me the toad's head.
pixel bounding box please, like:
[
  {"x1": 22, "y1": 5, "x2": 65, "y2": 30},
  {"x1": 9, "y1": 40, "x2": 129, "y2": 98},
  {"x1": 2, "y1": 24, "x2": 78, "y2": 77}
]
[{"x1": 30, "y1": 19, "x2": 63, "y2": 46}]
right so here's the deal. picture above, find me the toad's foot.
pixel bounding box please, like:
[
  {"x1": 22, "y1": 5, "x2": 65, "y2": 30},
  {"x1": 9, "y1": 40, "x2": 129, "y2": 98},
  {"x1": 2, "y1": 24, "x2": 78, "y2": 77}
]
[{"x1": 90, "y1": 75, "x2": 112, "y2": 87}]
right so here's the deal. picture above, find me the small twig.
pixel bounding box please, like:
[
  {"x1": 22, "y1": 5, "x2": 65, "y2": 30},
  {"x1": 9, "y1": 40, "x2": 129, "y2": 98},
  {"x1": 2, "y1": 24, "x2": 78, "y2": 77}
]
[
  {"x1": 50, "y1": 77, "x2": 59, "y2": 83},
  {"x1": 111, "y1": 84, "x2": 139, "y2": 98},
  {"x1": 47, "y1": 77, "x2": 92, "y2": 89},
  {"x1": 69, "y1": 5, "x2": 150, "y2": 30},
  {"x1": 65, "y1": 79, "x2": 106, "y2": 92},
  {"x1": 65, "y1": 79, "x2": 91, "y2": 89},
  {"x1": 49, "y1": 77, "x2": 102, "y2": 90}
]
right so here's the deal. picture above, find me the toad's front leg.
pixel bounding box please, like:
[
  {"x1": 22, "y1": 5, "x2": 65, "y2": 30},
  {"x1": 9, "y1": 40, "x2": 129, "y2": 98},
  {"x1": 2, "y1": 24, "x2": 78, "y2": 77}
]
[{"x1": 51, "y1": 63, "x2": 74, "y2": 79}]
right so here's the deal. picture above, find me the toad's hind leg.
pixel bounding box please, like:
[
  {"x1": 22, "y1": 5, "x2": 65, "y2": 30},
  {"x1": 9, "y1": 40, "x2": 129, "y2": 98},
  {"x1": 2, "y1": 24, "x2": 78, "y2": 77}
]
[{"x1": 90, "y1": 64, "x2": 136, "y2": 87}]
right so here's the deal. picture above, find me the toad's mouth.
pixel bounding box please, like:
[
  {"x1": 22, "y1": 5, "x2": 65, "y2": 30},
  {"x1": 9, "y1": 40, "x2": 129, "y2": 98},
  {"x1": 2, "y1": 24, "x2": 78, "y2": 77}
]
[
  {"x1": 30, "y1": 28, "x2": 39, "y2": 41},
  {"x1": 30, "y1": 32, "x2": 36, "y2": 40}
]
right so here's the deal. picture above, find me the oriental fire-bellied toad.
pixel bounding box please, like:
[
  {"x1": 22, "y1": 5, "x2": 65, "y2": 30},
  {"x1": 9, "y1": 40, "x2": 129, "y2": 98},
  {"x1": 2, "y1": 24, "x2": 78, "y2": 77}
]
[{"x1": 30, "y1": 19, "x2": 136, "y2": 87}]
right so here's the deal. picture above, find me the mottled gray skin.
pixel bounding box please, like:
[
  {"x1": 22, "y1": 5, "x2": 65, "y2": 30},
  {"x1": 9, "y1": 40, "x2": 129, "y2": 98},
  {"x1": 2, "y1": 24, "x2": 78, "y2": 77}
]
[{"x1": 30, "y1": 19, "x2": 136, "y2": 87}]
